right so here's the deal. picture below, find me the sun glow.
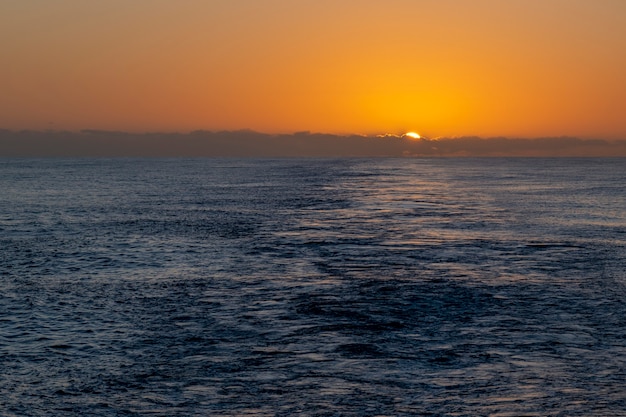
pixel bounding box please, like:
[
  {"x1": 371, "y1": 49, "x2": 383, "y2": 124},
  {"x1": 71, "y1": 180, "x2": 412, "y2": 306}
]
[{"x1": 404, "y1": 132, "x2": 421, "y2": 139}]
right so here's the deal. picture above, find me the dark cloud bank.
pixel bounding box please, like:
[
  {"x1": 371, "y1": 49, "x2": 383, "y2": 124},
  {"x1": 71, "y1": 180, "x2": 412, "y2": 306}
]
[{"x1": 1, "y1": 129, "x2": 625, "y2": 157}]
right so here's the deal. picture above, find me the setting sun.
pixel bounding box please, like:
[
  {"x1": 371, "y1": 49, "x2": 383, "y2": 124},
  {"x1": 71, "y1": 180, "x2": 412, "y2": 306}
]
[{"x1": 404, "y1": 132, "x2": 421, "y2": 139}]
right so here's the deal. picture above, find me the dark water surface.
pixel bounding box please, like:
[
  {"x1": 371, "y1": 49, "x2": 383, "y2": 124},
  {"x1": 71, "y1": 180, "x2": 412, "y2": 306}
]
[{"x1": 1, "y1": 158, "x2": 625, "y2": 416}]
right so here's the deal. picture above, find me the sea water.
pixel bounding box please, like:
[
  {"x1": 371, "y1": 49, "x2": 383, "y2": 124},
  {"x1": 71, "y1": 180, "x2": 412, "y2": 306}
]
[{"x1": 1, "y1": 158, "x2": 625, "y2": 416}]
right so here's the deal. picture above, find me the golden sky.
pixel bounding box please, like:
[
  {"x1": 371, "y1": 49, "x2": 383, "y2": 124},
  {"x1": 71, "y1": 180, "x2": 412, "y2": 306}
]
[{"x1": 2, "y1": 0, "x2": 626, "y2": 138}]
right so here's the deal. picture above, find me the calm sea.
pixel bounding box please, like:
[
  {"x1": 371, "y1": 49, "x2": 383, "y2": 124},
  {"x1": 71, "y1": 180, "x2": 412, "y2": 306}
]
[{"x1": 1, "y1": 158, "x2": 625, "y2": 416}]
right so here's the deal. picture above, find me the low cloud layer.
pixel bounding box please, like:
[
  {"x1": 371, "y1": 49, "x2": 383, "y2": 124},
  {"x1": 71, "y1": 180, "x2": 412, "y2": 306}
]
[{"x1": 1, "y1": 129, "x2": 625, "y2": 157}]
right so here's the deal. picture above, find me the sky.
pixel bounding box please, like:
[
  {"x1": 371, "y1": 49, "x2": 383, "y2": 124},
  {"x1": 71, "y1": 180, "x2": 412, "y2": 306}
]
[{"x1": 2, "y1": 0, "x2": 626, "y2": 139}]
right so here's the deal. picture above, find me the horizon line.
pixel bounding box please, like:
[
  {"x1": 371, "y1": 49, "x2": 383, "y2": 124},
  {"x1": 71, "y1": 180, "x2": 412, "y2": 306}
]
[
  {"x1": 1, "y1": 127, "x2": 625, "y2": 142},
  {"x1": 1, "y1": 129, "x2": 625, "y2": 158}
]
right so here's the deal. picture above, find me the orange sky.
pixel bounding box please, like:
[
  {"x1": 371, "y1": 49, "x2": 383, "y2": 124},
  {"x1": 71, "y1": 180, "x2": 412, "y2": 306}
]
[{"x1": 2, "y1": 0, "x2": 626, "y2": 139}]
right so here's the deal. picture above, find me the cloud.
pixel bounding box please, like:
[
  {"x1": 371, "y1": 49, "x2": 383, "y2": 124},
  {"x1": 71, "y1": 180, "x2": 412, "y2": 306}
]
[
  {"x1": 0, "y1": 129, "x2": 624, "y2": 157},
  {"x1": 405, "y1": 136, "x2": 626, "y2": 157}
]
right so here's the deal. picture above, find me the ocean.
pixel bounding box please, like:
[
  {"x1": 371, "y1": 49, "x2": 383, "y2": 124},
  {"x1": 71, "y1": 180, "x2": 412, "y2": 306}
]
[{"x1": 1, "y1": 157, "x2": 625, "y2": 416}]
